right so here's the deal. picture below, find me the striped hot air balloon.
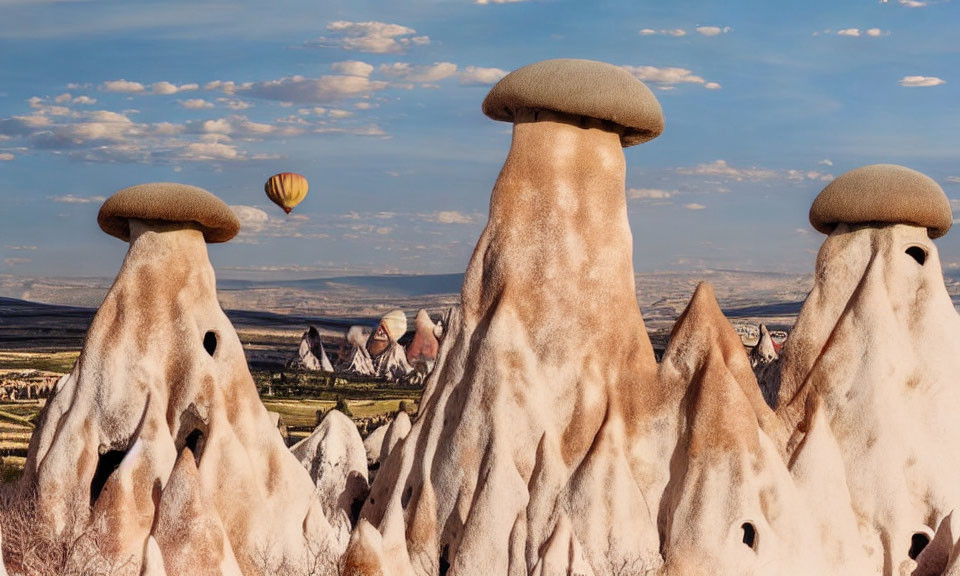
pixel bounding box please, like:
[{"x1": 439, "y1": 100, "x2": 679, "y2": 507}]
[{"x1": 264, "y1": 172, "x2": 308, "y2": 214}]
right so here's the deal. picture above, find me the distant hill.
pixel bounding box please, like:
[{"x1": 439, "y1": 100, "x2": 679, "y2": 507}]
[
  {"x1": 0, "y1": 296, "x2": 377, "y2": 352},
  {"x1": 219, "y1": 273, "x2": 465, "y2": 298}
]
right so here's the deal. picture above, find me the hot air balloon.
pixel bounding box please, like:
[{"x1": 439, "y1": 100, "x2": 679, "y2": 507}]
[{"x1": 264, "y1": 172, "x2": 308, "y2": 214}]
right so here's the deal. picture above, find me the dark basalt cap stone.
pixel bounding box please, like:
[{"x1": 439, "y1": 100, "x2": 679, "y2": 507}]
[{"x1": 482, "y1": 58, "x2": 665, "y2": 147}]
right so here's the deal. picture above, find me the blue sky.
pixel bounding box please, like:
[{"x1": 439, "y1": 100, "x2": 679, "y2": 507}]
[{"x1": 1, "y1": 0, "x2": 958, "y2": 279}]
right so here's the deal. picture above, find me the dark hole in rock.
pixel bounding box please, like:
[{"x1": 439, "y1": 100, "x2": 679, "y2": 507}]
[
  {"x1": 401, "y1": 485, "x2": 413, "y2": 509},
  {"x1": 909, "y1": 532, "x2": 931, "y2": 560},
  {"x1": 741, "y1": 522, "x2": 757, "y2": 550},
  {"x1": 439, "y1": 545, "x2": 451, "y2": 576},
  {"x1": 906, "y1": 246, "x2": 927, "y2": 266},
  {"x1": 90, "y1": 449, "x2": 127, "y2": 506},
  {"x1": 185, "y1": 428, "x2": 205, "y2": 467},
  {"x1": 203, "y1": 331, "x2": 218, "y2": 356},
  {"x1": 350, "y1": 497, "x2": 365, "y2": 526}
]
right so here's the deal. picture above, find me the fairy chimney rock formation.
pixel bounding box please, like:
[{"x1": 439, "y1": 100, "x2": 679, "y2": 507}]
[
  {"x1": 345, "y1": 58, "x2": 665, "y2": 575},
  {"x1": 777, "y1": 165, "x2": 960, "y2": 573},
  {"x1": 295, "y1": 325, "x2": 335, "y2": 372},
  {"x1": 657, "y1": 284, "x2": 871, "y2": 575},
  {"x1": 367, "y1": 309, "x2": 407, "y2": 358},
  {"x1": 405, "y1": 309, "x2": 440, "y2": 368},
  {"x1": 21, "y1": 183, "x2": 345, "y2": 574}
]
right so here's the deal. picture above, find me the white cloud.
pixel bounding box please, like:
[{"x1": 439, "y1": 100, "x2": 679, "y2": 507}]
[
  {"x1": 242, "y1": 75, "x2": 388, "y2": 103},
  {"x1": 379, "y1": 62, "x2": 458, "y2": 84},
  {"x1": 946, "y1": 176, "x2": 960, "y2": 184},
  {"x1": 638, "y1": 28, "x2": 687, "y2": 37},
  {"x1": 677, "y1": 159, "x2": 778, "y2": 181},
  {"x1": 622, "y1": 65, "x2": 720, "y2": 89},
  {"x1": 313, "y1": 124, "x2": 387, "y2": 137},
  {"x1": 830, "y1": 28, "x2": 887, "y2": 37},
  {"x1": 459, "y1": 66, "x2": 508, "y2": 86},
  {"x1": 786, "y1": 169, "x2": 834, "y2": 182},
  {"x1": 195, "y1": 115, "x2": 281, "y2": 136},
  {"x1": 899, "y1": 75, "x2": 946, "y2": 87},
  {"x1": 231, "y1": 205, "x2": 270, "y2": 232},
  {"x1": 47, "y1": 94, "x2": 96, "y2": 105},
  {"x1": 229, "y1": 205, "x2": 328, "y2": 242},
  {"x1": 422, "y1": 211, "x2": 475, "y2": 224},
  {"x1": 3, "y1": 258, "x2": 30, "y2": 266},
  {"x1": 4, "y1": 245, "x2": 36, "y2": 250},
  {"x1": 204, "y1": 80, "x2": 251, "y2": 95},
  {"x1": 627, "y1": 188, "x2": 674, "y2": 200},
  {"x1": 318, "y1": 21, "x2": 430, "y2": 53},
  {"x1": 0, "y1": 153, "x2": 13, "y2": 161},
  {"x1": 684, "y1": 203, "x2": 706, "y2": 210},
  {"x1": 328, "y1": 109, "x2": 353, "y2": 118},
  {"x1": 1, "y1": 104, "x2": 288, "y2": 164},
  {"x1": 151, "y1": 81, "x2": 199, "y2": 95},
  {"x1": 182, "y1": 141, "x2": 241, "y2": 160},
  {"x1": 696, "y1": 26, "x2": 731, "y2": 36},
  {"x1": 331, "y1": 60, "x2": 375, "y2": 77},
  {"x1": 180, "y1": 98, "x2": 214, "y2": 109},
  {"x1": 900, "y1": 0, "x2": 927, "y2": 6},
  {"x1": 216, "y1": 98, "x2": 251, "y2": 110},
  {"x1": 102, "y1": 79, "x2": 146, "y2": 93},
  {"x1": 50, "y1": 194, "x2": 107, "y2": 204},
  {"x1": 476, "y1": 0, "x2": 529, "y2": 4},
  {"x1": 819, "y1": 158, "x2": 834, "y2": 166}
]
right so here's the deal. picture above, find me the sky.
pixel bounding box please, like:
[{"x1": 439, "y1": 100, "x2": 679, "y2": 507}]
[{"x1": 1, "y1": 0, "x2": 959, "y2": 280}]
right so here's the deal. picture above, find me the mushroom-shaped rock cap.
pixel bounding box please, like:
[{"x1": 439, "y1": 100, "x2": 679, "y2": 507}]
[
  {"x1": 810, "y1": 164, "x2": 951, "y2": 239},
  {"x1": 98, "y1": 182, "x2": 240, "y2": 243},
  {"x1": 482, "y1": 58, "x2": 664, "y2": 147}
]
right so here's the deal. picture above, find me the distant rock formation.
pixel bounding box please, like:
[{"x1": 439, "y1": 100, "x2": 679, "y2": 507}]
[
  {"x1": 366, "y1": 309, "x2": 406, "y2": 359},
  {"x1": 406, "y1": 309, "x2": 440, "y2": 372},
  {"x1": 339, "y1": 325, "x2": 375, "y2": 376},
  {"x1": 372, "y1": 341, "x2": 412, "y2": 382},
  {"x1": 290, "y1": 325, "x2": 334, "y2": 372},
  {"x1": 751, "y1": 323, "x2": 781, "y2": 407}
]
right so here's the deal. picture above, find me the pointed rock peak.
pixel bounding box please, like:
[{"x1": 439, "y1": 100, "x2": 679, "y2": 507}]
[
  {"x1": 662, "y1": 284, "x2": 764, "y2": 454},
  {"x1": 342, "y1": 520, "x2": 387, "y2": 576},
  {"x1": 167, "y1": 445, "x2": 200, "y2": 486},
  {"x1": 752, "y1": 324, "x2": 778, "y2": 364},
  {"x1": 666, "y1": 283, "x2": 783, "y2": 448},
  {"x1": 666, "y1": 283, "x2": 750, "y2": 379},
  {"x1": 415, "y1": 309, "x2": 434, "y2": 330}
]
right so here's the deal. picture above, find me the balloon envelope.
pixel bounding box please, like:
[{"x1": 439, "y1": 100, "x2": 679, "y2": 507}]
[{"x1": 264, "y1": 172, "x2": 308, "y2": 214}]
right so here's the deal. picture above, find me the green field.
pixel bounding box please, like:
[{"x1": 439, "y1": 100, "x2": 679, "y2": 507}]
[{"x1": 0, "y1": 361, "x2": 422, "y2": 483}]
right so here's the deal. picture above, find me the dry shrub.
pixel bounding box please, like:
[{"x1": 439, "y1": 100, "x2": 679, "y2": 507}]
[{"x1": 0, "y1": 486, "x2": 136, "y2": 576}]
